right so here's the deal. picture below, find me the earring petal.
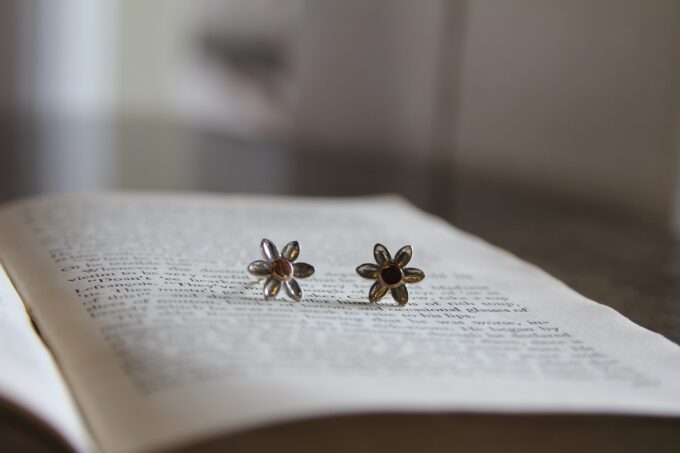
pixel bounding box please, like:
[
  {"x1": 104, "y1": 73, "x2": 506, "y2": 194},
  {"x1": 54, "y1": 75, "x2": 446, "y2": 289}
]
[
  {"x1": 391, "y1": 284, "x2": 409, "y2": 305},
  {"x1": 293, "y1": 262, "x2": 315, "y2": 279},
  {"x1": 284, "y1": 279, "x2": 302, "y2": 301},
  {"x1": 248, "y1": 260, "x2": 271, "y2": 277},
  {"x1": 356, "y1": 263, "x2": 379, "y2": 279},
  {"x1": 263, "y1": 276, "x2": 281, "y2": 300},
  {"x1": 282, "y1": 241, "x2": 300, "y2": 262},
  {"x1": 374, "y1": 243, "x2": 391, "y2": 266},
  {"x1": 403, "y1": 267, "x2": 425, "y2": 283},
  {"x1": 394, "y1": 245, "x2": 412, "y2": 267},
  {"x1": 369, "y1": 281, "x2": 389, "y2": 302},
  {"x1": 261, "y1": 238, "x2": 279, "y2": 261}
]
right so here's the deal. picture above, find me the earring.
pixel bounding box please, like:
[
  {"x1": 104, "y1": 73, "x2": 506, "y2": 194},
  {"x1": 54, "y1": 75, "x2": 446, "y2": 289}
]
[
  {"x1": 247, "y1": 239, "x2": 315, "y2": 301},
  {"x1": 356, "y1": 243, "x2": 425, "y2": 305}
]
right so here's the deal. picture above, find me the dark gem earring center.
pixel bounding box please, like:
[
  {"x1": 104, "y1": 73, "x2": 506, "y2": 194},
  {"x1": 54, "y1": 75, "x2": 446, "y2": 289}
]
[{"x1": 380, "y1": 264, "x2": 404, "y2": 287}]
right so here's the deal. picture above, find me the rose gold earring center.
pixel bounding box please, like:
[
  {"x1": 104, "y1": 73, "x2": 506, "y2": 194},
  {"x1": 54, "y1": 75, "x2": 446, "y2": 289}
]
[{"x1": 271, "y1": 258, "x2": 294, "y2": 281}]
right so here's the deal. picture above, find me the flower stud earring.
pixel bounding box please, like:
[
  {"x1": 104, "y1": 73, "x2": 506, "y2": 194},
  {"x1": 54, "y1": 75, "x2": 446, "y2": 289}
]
[
  {"x1": 356, "y1": 244, "x2": 425, "y2": 305},
  {"x1": 247, "y1": 239, "x2": 315, "y2": 301}
]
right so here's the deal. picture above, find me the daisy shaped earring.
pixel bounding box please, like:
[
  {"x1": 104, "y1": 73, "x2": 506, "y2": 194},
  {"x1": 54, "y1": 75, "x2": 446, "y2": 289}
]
[
  {"x1": 356, "y1": 244, "x2": 425, "y2": 305},
  {"x1": 247, "y1": 239, "x2": 315, "y2": 301}
]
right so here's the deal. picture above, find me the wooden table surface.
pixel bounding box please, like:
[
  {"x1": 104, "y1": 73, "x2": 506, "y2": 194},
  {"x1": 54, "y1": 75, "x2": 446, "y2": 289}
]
[{"x1": 452, "y1": 175, "x2": 680, "y2": 345}]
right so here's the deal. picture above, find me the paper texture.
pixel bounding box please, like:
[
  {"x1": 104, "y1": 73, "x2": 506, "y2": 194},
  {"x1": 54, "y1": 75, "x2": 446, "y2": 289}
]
[
  {"x1": 0, "y1": 192, "x2": 678, "y2": 452},
  {"x1": 0, "y1": 263, "x2": 91, "y2": 451}
]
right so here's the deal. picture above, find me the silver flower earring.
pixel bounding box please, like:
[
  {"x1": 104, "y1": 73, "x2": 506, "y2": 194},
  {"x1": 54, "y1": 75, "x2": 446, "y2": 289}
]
[
  {"x1": 247, "y1": 239, "x2": 315, "y2": 301},
  {"x1": 356, "y1": 243, "x2": 425, "y2": 305}
]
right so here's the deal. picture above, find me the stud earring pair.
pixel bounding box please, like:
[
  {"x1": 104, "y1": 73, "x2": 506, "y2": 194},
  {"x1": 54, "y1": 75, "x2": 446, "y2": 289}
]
[{"x1": 247, "y1": 239, "x2": 425, "y2": 305}]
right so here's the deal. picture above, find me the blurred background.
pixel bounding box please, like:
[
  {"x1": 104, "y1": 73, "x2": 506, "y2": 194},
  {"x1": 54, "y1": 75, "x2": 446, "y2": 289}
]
[{"x1": 0, "y1": 0, "x2": 678, "y2": 231}]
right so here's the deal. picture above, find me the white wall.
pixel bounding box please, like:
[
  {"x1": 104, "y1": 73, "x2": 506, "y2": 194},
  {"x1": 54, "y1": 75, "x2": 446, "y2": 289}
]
[
  {"x1": 455, "y1": 0, "x2": 679, "y2": 225},
  {"x1": 116, "y1": 0, "x2": 193, "y2": 118},
  {"x1": 11, "y1": 1, "x2": 678, "y2": 225},
  {"x1": 29, "y1": 0, "x2": 117, "y2": 117},
  {"x1": 293, "y1": 0, "x2": 447, "y2": 157},
  {"x1": 19, "y1": 0, "x2": 117, "y2": 193}
]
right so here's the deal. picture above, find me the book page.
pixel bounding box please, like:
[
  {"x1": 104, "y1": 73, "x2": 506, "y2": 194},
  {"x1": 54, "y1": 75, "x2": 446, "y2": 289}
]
[
  {"x1": 0, "y1": 262, "x2": 92, "y2": 451},
  {"x1": 0, "y1": 192, "x2": 678, "y2": 452}
]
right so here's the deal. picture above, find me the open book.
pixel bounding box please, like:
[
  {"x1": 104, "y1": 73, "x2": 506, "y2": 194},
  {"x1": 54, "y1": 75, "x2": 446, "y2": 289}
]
[{"x1": 0, "y1": 192, "x2": 678, "y2": 452}]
